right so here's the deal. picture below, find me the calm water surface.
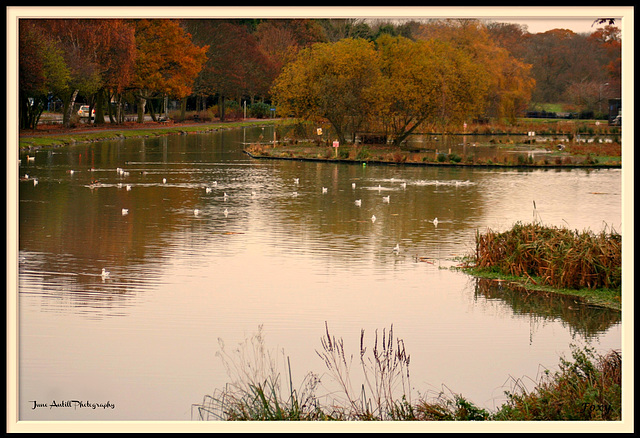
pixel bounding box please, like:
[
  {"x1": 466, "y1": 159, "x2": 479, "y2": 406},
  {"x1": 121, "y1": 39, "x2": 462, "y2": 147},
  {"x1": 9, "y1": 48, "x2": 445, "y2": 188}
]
[{"x1": 17, "y1": 127, "x2": 623, "y2": 420}]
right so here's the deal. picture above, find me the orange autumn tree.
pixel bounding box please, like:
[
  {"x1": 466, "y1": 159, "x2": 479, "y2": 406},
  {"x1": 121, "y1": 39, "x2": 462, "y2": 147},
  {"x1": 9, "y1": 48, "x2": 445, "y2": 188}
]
[
  {"x1": 588, "y1": 25, "x2": 622, "y2": 102},
  {"x1": 91, "y1": 20, "x2": 137, "y2": 125},
  {"x1": 132, "y1": 19, "x2": 208, "y2": 122},
  {"x1": 416, "y1": 19, "x2": 535, "y2": 122}
]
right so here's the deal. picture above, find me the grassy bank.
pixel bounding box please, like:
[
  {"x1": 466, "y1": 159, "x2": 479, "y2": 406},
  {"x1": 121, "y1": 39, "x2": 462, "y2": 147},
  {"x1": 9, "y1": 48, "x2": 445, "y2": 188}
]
[
  {"x1": 18, "y1": 119, "x2": 282, "y2": 151},
  {"x1": 244, "y1": 141, "x2": 621, "y2": 169},
  {"x1": 457, "y1": 222, "x2": 622, "y2": 311},
  {"x1": 192, "y1": 326, "x2": 622, "y2": 421},
  {"x1": 240, "y1": 117, "x2": 622, "y2": 168}
]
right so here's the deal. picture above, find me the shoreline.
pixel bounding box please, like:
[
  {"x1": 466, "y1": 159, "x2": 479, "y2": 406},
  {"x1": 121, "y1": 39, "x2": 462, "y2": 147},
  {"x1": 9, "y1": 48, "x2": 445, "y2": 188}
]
[
  {"x1": 243, "y1": 149, "x2": 622, "y2": 170},
  {"x1": 456, "y1": 266, "x2": 621, "y2": 311},
  {"x1": 17, "y1": 118, "x2": 279, "y2": 152},
  {"x1": 19, "y1": 119, "x2": 622, "y2": 172}
]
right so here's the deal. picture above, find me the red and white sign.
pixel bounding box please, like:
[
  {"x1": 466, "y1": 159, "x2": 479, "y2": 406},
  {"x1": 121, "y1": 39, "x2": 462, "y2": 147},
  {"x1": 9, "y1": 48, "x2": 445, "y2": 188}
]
[{"x1": 333, "y1": 140, "x2": 339, "y2": 148}]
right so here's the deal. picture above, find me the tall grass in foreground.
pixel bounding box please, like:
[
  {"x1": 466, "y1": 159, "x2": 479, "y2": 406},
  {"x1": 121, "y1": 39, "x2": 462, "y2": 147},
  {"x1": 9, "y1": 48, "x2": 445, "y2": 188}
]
[
  {"x1": 493, "y1": 346, "x2": 622, "y2": 420},
  {"x1": 192, "y1": 326, "x2": 622, "y2": 421},
  {"x1": 473, "y1": 221, "x2": 622, "y2": 290},
  {"x1": 191, "y1": 325, "x2": 323, "y2": 420}
]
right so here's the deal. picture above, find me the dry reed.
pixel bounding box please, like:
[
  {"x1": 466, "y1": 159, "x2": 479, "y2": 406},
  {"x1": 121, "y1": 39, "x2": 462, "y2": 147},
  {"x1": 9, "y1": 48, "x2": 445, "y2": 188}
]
[{"x1": 474, "y1": 222, "x2": 621, "y2": 290}]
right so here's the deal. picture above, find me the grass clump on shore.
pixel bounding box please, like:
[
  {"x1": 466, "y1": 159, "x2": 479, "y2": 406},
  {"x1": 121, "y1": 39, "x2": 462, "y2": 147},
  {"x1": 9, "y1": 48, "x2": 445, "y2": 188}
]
[
  {"x1": 472, "y1": 221, "x2": 622, "y2": 292},
  {"x1": 192, "y1": 325, "x2": 622, "y2": 422}
]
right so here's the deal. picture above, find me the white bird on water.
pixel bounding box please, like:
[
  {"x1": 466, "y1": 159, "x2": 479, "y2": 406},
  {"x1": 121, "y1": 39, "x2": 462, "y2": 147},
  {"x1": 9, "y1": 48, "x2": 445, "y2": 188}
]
[
  {"x1": 163, "y1": 178, "x2": 167, "y2": 184},
  {"x1": 126, "y1": 185, "x2": 132, "y2": 191},
  {"x1": 205, "y1": 187, "x2": 212, "y2": 193},
  {"x1": 224, "y1": 192, "x2": 229, "y2": 200},
  {"x1": 224, "y1": 208, "x2": 229, "y2": 217},
  {"x1": 101, "y1": 268, "x2": 110, "y2": 279},
  {"x1": 352, "y1": 182, "x2": 356, "y2": 189},
  {"x1": 322, "y1": 187, "x2": 328, "y2": 194},
  {"x1": 122, "y1": 208, "x2": 129, "y2": 215},
  {"x1": 433, "y1": 217, "x2": 438, "y2": 226},
  {"x1": 294, "y1": 178, "x2": 299, "y2": 184},
  {"x1": 33, "y1": 179, "x2": 38, "y2": 186},
  {"x1": 382, "y1": 195, "x2": 390, "y2": 203},
  {"x1": 371, "y1": 215, "x2": 377, "y2": 223},
  {"x1": 194, "y1": 209, "x2": 200, "y2": 216},
  {"x1": 393, "y1": 243, "x2": 400, "y2": 254},
  {"x1": 354, "y1": 199, "x2": 362, "y2": 207}
]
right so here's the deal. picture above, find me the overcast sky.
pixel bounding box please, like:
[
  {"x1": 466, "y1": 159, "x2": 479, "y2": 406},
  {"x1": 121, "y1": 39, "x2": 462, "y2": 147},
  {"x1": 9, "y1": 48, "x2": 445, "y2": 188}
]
[
  {"x1": 6, "y1": 6, "x2": 625, "y2": 35},
  {"x1": 490, "y1": 18, "x2": 603, "y2": 34}
]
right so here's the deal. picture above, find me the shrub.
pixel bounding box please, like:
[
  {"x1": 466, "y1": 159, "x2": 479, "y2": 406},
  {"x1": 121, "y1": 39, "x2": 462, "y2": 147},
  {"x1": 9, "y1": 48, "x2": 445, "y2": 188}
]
[
  {"x1": 249, "y1": 102, "x2": 271, "y2": 119},
  {"x1": 493, "y1": 346, "x2": 622, "y2": 421},
  {"x1": 448, "y1": 153, "x2": 462, "y2": 163}
]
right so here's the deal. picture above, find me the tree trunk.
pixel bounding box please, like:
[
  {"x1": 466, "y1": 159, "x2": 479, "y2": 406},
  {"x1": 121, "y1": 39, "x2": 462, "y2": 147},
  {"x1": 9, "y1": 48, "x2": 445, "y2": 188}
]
[
  {"x1": 219, "y1": 95, "x2": 226, "y2": 122},
  {"x1": 180, "y1": 99, "x2": 187, "y2": 120},
  {"x1": 106, "y1": 90, "x2": 115, "y2": 124},
  {"x1": 94, "y1": 89, "x2": 106, "y2": 125},
  {"x1": 137, "y1": 94, "x2": 146, "y2": 123},
  {"x1": 63, "y1": 89, "x2": 79, "y2": 128},
  {"x1": 392, "y1": 117, "x2": 427, "y2": 147},
  {"x1": 148, "y1": 99, "x2": 157, "y2": 122}
]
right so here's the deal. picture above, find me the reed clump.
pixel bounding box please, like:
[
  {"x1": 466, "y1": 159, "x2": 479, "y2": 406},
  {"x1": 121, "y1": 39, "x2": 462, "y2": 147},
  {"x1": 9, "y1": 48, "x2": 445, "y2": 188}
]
[{"x1": 474, "y1": 222, "x2": 621, "y2": 290}]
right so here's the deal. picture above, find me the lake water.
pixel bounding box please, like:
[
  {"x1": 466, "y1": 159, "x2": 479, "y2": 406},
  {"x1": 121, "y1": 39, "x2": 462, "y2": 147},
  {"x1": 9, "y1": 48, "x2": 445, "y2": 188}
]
[{"x1": 16, "y1": 126, "x2": 623, "y2": 421}]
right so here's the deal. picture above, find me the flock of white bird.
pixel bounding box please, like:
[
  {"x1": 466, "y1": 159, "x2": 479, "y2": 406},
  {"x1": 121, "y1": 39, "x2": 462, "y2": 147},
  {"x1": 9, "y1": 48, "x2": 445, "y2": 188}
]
[{"x1": 23, "y1": 163, "x2": 453, "y2": 280}]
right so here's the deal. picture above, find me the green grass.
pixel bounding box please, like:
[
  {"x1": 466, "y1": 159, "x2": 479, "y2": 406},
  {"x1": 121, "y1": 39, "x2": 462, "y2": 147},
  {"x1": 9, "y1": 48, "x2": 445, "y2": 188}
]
[{"x1": 19, "y1": 119, "x2": 282, "y2": 151}]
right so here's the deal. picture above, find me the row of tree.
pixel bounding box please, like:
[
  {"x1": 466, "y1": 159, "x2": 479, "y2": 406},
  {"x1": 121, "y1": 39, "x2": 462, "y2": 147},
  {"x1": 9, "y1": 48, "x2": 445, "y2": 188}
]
[
  {"x1": 272, "y1": 33, "x2": 535, "y2": 145},
  {"x1": 19, "y1": 19, "x2": 207, "y2": 129},
  {"x1": 18, "y1": 18, "x2": 621, "y2": 131}
]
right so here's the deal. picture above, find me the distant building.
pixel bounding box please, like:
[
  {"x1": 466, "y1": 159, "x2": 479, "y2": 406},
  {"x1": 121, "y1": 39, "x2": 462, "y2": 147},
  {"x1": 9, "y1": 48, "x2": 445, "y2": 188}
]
[{"x1": 608, "y1": 98, "x2": 621, "y2": 125}]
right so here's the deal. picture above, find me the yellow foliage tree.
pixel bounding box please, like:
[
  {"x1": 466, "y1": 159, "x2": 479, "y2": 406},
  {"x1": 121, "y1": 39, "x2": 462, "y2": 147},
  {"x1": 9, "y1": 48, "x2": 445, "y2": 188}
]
[
  {"x1": 374, "y1": 34, "x2": 491, "y2": 143},
  {"x1": 271, "y1": 38, "x2": 381, "y2": 144}
]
